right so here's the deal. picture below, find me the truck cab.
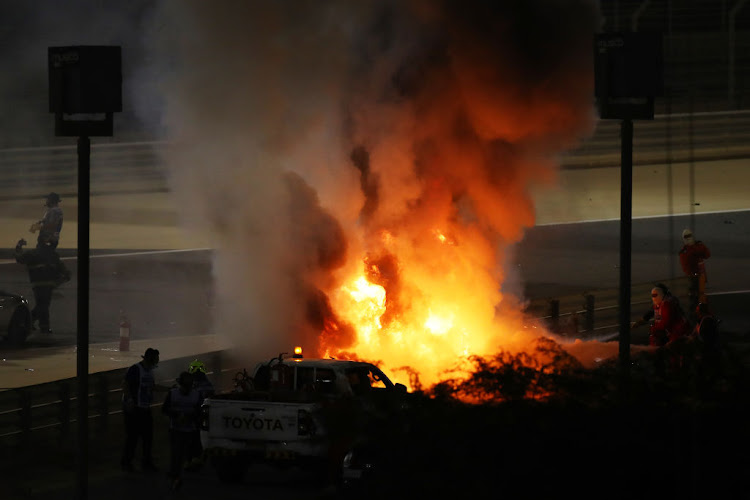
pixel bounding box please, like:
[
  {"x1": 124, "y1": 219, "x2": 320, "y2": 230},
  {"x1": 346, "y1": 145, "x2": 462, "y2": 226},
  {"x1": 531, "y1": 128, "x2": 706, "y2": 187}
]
[{"x1": 254, "y1": 356, "x2": 400, "y2": 395}]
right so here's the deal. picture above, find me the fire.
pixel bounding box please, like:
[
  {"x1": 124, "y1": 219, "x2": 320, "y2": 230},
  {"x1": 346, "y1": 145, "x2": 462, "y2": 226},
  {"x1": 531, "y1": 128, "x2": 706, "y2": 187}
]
[
  {"x1": 324, "y1": 226, "x2": 539, "y2": 391},
  {"x1": 157, "y1": 0, "x2": 602, "y2": 400},
  {"x1": 424, "y1": 311, "x2": 453, "y2": 335},
  {"x1": 337, "y1": 276, "x2": 386, "y2": 343},
  {"x1": 432, "y1": 229, "x2": 453, "y2": 245}
]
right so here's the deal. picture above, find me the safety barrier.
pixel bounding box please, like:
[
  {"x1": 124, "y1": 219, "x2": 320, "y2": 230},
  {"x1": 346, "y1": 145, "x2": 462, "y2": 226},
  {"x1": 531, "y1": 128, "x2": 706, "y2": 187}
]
[
  {"x1": 0, "y1": 350, "x2": 234, "y2": 449},
  {"x1": 2, "y1": 112, "x2": 750, "y2": 202},
  {"x1": 524, "y1": 276, "x2": 689, "y2": 339}
]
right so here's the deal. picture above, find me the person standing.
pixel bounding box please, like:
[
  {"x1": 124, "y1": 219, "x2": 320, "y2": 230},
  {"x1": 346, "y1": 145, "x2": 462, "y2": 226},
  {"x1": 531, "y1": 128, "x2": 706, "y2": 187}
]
[
  {"x1": 188, "y1": 359, "x2": 215, "y2": 401},
  {"x1": 121, "y1": 348, "x2": 161, "y2": 473},
  {"x1": 29, "y1": 192, "x2": 63, "y2": 249},
  {"x1": 185, "y1": 359, "x2": 214, "y2": 470},
  {"x1": 679, "y1": 228, "x2": 710, "y2": 318},
  {"x1": 162, "y1": 371, "x2": 202, "y2": 491},
  {"x1": 14, "y1": 237, "x2": 69, "y2": 334}
]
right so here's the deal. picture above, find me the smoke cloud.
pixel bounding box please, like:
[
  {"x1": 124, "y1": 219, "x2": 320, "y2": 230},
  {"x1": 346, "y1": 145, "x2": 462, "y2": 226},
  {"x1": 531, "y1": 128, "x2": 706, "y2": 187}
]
[{"x1": 152, "y1": 0, "x2": 602, "y2": 375}]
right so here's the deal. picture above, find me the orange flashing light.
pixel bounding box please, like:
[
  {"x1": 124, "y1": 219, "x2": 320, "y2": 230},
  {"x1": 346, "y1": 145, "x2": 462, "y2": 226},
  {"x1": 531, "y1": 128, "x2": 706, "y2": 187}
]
[{"x1": 293, "y1": 346, "x2": 303, "y2": 358}]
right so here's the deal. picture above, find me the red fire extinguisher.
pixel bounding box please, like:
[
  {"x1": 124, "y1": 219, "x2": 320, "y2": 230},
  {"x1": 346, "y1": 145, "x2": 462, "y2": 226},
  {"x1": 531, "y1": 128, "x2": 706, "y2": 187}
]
[{"x1": 119, "y1": 311, "x2": 130, "y2": 352}]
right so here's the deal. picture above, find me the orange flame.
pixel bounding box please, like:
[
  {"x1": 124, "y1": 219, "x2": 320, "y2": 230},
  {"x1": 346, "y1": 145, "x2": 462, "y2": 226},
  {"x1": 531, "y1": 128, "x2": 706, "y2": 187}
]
[
  {"x1": 158, "y1": 0, "x2": 602, "y2": 399},
  {"x1": 321, "y1": 225, "x2": 543, "y2": 391}
]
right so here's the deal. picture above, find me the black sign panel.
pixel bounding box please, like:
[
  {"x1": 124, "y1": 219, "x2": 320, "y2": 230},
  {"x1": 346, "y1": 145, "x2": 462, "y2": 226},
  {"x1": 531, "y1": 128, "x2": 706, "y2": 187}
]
[
  {"x1": 594, "y1": 33, "x2": 663, "y2": 120},
  {"x1": 49, "y1": 46, "x2": 122, "y2": 114}
]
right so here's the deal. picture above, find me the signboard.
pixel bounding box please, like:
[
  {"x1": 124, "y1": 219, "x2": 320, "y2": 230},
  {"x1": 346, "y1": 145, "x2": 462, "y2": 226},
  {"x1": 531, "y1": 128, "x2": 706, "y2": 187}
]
[
  {"x1": 594, "y1": 33, "x2": 663, "y2": 120},
  {"x1": 48, "y1": 46, "x2": 121, "y2": 136}
]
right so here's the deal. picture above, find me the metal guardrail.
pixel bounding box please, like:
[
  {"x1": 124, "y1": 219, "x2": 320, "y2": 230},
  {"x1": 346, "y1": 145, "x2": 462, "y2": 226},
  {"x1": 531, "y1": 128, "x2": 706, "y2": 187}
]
[
  {"x1": 524, "y1": 276, "x2": 690, "y2": 337},
  {"x1": 0, "y1": 350, "x2": 231, "y2": 447},
  {"x1": 1, "y1": 111, "x2": 750, "y2": 201},
  {"x1": 0, "y1": 141, "x2": 171, "y2": 200},
  {"x1": 560, "y1": 110, "x2": 750, "y2": 169}
]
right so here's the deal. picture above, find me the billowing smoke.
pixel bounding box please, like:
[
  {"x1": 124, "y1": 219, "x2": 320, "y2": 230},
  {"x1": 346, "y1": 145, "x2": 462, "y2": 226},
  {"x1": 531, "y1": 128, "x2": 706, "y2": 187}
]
[{"x1": 152, "y1": 0, "x2": 602, "y2": 379}]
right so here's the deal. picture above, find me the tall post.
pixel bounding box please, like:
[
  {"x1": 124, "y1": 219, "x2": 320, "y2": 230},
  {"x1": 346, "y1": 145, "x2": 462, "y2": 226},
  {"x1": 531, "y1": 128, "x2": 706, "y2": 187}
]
[
  {"x1": 729, "y1": 0, "x2": 749, "y2": 107},
  {"x1": 595, "y1": 33, "x2": 661, "y2": 394},
  {"x1": 49, "y1": 44, "x2": 121, "y2": 500},
  {"x1": 631, "y1": 0, "x2": 652, "y2": 32},
  {"x1": 77, "y1": 135, "x2": 90, "y2": 500},
  {"x1": 619, "y1": 119, "x2": 633, "y2": 384},
  {"x1": 585, "y1": 294, "x2": 595, "y2": 333}
]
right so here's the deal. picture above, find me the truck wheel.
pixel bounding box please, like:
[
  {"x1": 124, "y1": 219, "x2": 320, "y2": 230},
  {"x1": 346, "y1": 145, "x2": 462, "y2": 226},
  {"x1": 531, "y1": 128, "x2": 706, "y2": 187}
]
[
  {"x1": 212, "y1": 456, "x2": 248, "y2": 484},
  {"x1": 7, "y1": 307, "x2": 31, "y2": 346}
]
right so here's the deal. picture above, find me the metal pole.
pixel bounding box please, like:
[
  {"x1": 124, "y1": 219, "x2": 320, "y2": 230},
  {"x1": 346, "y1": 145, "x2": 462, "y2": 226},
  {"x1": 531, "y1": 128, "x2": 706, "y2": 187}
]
[
  {"x1": 549, "y1": 299, "x2": 560, "y2": 333},
  {"x1": 76, "y1": 135, "x2": 90, "y2": 500},
  {"x1": 689, "y1": 107, "x2": 696, "y2": 233},
  {"x1": 729, "y1": 0, "x2": 749, "y2": 107},
  {"x1": 631, "y1": 0, "x2": 652, "y2": 32},
  {"x1": 619, "y1": 119, "x2": 633, "y2": 385},
  {"x1": 614, "y1": 0, "x2": 620, "y2": 31},
  {"x1": 585, "y1": 294, "x2": 595, "y2": 333},
  {"x1": 665, "y1": 17, "x2": 675, "y2": 278}
]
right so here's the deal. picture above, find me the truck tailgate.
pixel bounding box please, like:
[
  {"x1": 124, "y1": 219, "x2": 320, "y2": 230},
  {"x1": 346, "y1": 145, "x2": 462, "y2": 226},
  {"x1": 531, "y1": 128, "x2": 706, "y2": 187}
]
[{"x1": 207, "y1": 399, "x2": 312, "y2": 442}]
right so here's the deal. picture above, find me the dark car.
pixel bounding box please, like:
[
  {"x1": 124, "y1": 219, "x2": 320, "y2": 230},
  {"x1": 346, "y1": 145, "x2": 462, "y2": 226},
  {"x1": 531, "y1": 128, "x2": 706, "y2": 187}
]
[{"x1": 0, "y1": 290, "x2": 32, "y2": 346}]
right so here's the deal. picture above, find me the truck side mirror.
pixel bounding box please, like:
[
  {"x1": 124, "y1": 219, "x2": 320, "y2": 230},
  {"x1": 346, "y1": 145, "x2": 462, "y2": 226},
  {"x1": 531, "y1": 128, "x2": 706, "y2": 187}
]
[{"x1": 394, "y1": 383, "x2": 407, "y2": 394}]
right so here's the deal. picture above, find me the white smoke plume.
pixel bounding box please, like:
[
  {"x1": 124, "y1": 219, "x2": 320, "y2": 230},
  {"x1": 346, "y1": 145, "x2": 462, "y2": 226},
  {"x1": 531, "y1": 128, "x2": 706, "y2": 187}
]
[{"x1": 152, "y1": 0, "x2": 602, "y2": 374}]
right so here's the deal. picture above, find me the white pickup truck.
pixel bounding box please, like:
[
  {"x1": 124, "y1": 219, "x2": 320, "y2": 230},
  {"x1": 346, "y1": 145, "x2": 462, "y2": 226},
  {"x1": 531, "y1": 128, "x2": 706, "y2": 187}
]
[{"x1": 199, "y1": 349, "x2": 408, "y2": 483}]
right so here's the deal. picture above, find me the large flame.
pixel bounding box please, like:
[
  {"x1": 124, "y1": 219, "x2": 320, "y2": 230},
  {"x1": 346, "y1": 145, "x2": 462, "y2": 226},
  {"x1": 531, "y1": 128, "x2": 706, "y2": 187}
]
[
  {"x1": 157, "y1": 1, "x2": 603, "y2": 395},
  {"x1": 320, "y1": 214, "x2": 541, "y2": 389}
]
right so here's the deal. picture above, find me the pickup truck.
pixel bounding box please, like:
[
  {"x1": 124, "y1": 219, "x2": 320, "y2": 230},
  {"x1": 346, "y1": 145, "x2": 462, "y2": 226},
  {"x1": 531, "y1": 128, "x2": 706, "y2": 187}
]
[{"x1": 199, "y1": 348, "x2": 408, "y2": 484}]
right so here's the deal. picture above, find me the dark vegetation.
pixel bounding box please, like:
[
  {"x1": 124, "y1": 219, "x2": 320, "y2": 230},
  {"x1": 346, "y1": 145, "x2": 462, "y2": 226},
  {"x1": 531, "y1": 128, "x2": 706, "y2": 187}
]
[
  {"x1": 348, "y1": 334, "x2": 750, "y2": 500},
  {"x1": 3, "y1": 334, "x2": 747, "y2": 499}
]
